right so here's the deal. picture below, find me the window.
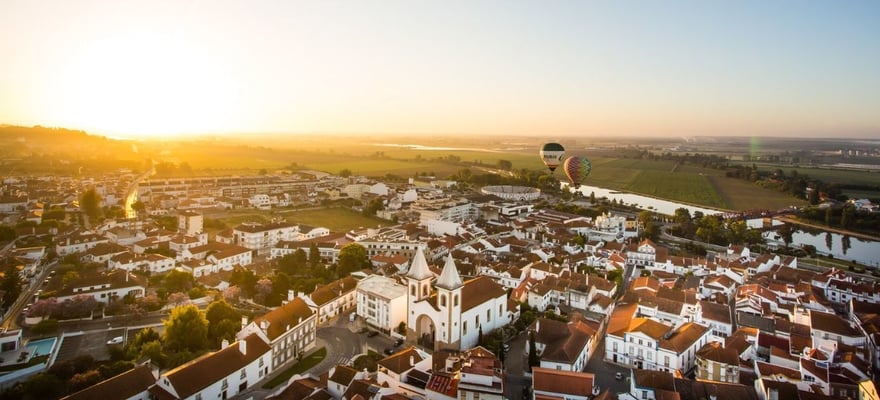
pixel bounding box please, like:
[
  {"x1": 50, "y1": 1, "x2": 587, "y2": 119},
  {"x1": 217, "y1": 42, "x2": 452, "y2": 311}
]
[
  {"x1": 476, "y1": 316, "x2": 480, "y2": 326},
  {"x1": 487, "y1": 309, "x2": 491, "y2": 322},
  {"x1": 441, "y1": 295, "x2": 447, "y2": 307},
  {"x1": 463, "y1": 321, "x2": 468, "y2": 335},
  {"x1": 240, "y1": 368, "x2": 247, "y2": 379},
  {"x1": 411, "y1": 285, "x2": 416, "y2": 296},
  {"x1": 454, "y1": 295, "x2": 459, "y2": 307}
]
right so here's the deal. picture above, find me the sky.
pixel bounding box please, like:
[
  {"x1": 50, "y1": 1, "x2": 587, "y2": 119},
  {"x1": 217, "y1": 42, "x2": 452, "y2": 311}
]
[{"x1": 0, "y1": 0, "x2": 878, "y2": 139}]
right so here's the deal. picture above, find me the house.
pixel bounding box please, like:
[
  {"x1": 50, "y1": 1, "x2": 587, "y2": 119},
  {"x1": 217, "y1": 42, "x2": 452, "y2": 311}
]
[
  {"x1": 629, "y1": 370, "x2": 759, "y2": 400},
  {"x1": 377, "y1": 347, "x2": 426, "y2": 396},
  {"x1": 356, "y1": 275, "x2": 407, "y2": 333},
  {"x1": 695, "y1": 341, "x2": 740, "y2": 383},
  {"x1": 310, "y1": 276, "x2": 358, "y2": 325},
  {"x1": 151, "y1": 334, "x2": 271, "y2": 400},
  {"x1": 527, "y1": 317, "x2": 596, "y2": 372},
  {"x1": 55, "y1": 232, "x2": 109, "y2": 256},
  {"x1": 531, "y1": 367, "x2": 595, "y2": 400},
  {"x1": 52, "y1": 269, "x2": 146, "y2": 304},
  {"x1": 61, "y1": 364, "x2": 157, "y2": 400},
  {"x1": 605, "y1": 315, "x2": 711, "y2": 375},
  {"x1": 108, "y1": 252, "x2": 176, "y2": 274},
  {"x1": 238, "y1": 297, "x2": 316, "y2": 370},
  {"x1": 437, "y1": 347, "x2": 504, "y2": 400},
  {"x1": 232, "y1": 221, "x2": 299, "y2": 253}
]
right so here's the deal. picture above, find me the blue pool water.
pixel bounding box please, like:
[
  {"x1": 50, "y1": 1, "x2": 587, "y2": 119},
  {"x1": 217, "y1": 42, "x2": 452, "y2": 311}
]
[{"x1": 25, "y1": 337, "x2": 57, "y2": 357}]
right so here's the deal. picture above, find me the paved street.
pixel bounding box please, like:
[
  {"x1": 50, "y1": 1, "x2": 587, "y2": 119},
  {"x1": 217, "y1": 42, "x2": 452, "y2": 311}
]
[
  {"x1": 503, "y1": 331, "x2": 529, "y2": 400},
  {"x1": 584, "y1": 334, "x2": 630, "y2": 395}
]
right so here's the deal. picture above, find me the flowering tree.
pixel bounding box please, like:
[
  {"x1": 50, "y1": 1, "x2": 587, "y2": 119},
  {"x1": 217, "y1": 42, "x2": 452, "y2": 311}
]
[
  {"x1": 254, "y1": 278, "x2": 273, "y2": 305},
  {"x1": 167, "y1": 292, "x2": 190, "y2": 307}
]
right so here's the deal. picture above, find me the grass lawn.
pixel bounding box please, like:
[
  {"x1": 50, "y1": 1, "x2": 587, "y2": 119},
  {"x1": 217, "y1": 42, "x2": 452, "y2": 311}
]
[
  {"x1": 352, "y1": 350, "x2": 381, "y2": 372},
  {"x1": 281, "y1": 207, "x2": 393, "y2": 232},
  {"x1": 708, "y1": 175, "x2": 808, "y2": 210},
  {"x1": 262, "y1": 347, "x2": 327, "y2": 389}
]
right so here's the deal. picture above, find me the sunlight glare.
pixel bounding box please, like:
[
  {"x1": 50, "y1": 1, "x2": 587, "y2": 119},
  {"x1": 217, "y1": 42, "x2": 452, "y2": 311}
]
[{"x1": 43, "y1": 30, "x2": 241, "y2": 138}]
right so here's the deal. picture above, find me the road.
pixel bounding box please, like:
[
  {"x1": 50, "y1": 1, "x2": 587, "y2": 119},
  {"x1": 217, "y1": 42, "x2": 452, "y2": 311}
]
[{"x1": 2, "y1": 259, "x2": 57, "y2": 330}]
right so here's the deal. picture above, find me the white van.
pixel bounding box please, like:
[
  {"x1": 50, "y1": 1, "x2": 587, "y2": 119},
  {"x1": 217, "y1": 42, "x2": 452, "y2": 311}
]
[{"x1": 349, "y1": 313, "x2": 357, "y2": 322}]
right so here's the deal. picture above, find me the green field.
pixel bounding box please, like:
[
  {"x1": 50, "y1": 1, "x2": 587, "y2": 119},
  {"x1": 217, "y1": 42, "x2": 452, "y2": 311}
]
[
  {"x1": 735, "y1": 162, "x2": 880, "y2": 187},
  {"x1": 573, "y1": 157, "x2": 802, "y2": 210}
]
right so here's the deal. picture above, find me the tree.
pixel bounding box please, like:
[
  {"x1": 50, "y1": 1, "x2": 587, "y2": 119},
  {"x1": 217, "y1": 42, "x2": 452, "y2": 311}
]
[
  {"x1": 339, "y1": 169, "x2": 352, "y2": 178},
  {"x1": 205, "y1": 299, "x2": 241, "y2": 347},
  {"x1": 80, "y1": 188, "x2": 103, "y2": 221},
  {"x1": 163, "y1": 304, "x2": 209, "y2": 353},
  {"x1": 825, "y1": 207, "x2": 833, "y2": 226},
  {"x1": 167, "y1": 292, "x2": 190, "y2": 306},
  {"x1": 841, "y1": 205, "x2": 854, "y2": 229},
  {"x1": 809, "y1": 188, "x2": 820, "y2": 205},
  {"x1": 362, "y1": 198, "x2": 384, "y2": 217},
  {"x1": 497, "y1": 159, "x2": 513, "y2": 171},
  {"x1": 254, "y1": 278, "x2": 273, "y2": 305},
  {"x1": 164, "y1": 270, "x2": 194, "y2": 293},
  {"x1": 0, "y1": 224, "x2": 17, "y2": 241},
  {"x1": 131, "y1": 200, "x2": 147, "y2": 217},
  {"x1": 21, "y1": 373, "x2": 65, "y2": 399},
  {"x1": 0, "y1": 264, "x2": 22, "y2": 309},
  {"x1": 309, "y1": 243, "x2": 321, "y2": 268},
  {"x1": 528, "y1": 331, "x2": 539, "y2": 369},
  {"x1": 337, "y1": 243, "x2": 371, "y2": 276}
]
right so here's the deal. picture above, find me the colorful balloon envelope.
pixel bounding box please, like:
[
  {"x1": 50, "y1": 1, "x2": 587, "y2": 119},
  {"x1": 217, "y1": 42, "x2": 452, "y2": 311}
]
[
  {"x1": 563, "y1": 156, "x2": 592, "y2": 188},
  {"x1": 540, "y1": 143, "x2": 566, "y2": 172}
]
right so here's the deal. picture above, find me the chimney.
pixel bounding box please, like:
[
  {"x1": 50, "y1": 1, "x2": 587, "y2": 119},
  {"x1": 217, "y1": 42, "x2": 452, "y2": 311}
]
[
  {"x1": 535, "y1": 320, "x2": 540, "y2": 332},
  {"x1": 221, "y1": 339, "x2": 229, "y2": 349},
  {"x1": 241, "y1": 316, "x2": 248, "y2": 329},
  {"x1": 239, "y1": 339, "x2": 247, "y2": 355},
  {"x1": 260, "y1": 320, "x2": 269, "y2": 331},
  {"x1": 409, "y1": 356, "x2": 414, "y2": 367}
]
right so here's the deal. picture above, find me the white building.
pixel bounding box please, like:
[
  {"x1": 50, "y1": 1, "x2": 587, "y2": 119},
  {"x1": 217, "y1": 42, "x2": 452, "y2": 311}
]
[
  {"x1": 237, "y1": 297, "x2": 316, "y2": 370},
  {"x1": 153, "y1": 334, "x2": 271, "y2": 400},
  {"x1": 406, "y1": 250, "x2": 509, "y2": 351},
  {"x1": 178, "y1": 210, "x2": 203, "y2": 235},
  {"x1": 108, "y1": 252, "x2": 176, "y2": 274},
  {"x1": 232, "y1": 222, "x2": 299, "y2": 252},
  {"x1": 605, "y1": 305, "x2": 711, "y2": 375},
  {"x1": 356, "y1": 275, "x2": 408, "y2": 333}
]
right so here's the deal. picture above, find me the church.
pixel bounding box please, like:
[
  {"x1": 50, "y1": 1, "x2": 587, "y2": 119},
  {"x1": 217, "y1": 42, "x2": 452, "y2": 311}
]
[{"x1": 405, "y1": 250, "x2": 510, "y2": 351}]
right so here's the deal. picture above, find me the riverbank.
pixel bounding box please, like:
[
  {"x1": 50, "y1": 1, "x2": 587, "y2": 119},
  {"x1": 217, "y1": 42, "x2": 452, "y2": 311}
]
[{"x1": 774, "y1": 216, "x2": 880, "y2": 242}]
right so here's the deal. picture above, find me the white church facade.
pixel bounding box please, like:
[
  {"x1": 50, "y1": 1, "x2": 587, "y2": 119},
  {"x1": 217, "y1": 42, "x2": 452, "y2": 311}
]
[{"x1": 406, "y1": 250, "x2": 509, "y2": 351}]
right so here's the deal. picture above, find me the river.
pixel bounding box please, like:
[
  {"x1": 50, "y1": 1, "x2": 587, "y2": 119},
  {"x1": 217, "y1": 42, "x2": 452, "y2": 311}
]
[
  {"x1": 565, "y1": 182, "x2": 879, "y2": 266},
  {"x1": 569, "y1": 184, "x2": 724, "y2": 216}
]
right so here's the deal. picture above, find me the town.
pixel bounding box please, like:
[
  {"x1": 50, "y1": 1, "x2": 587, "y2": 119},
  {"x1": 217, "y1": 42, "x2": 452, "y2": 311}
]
[{"x1": 0, "y1": 167, "x2": 877, "y2": 400}]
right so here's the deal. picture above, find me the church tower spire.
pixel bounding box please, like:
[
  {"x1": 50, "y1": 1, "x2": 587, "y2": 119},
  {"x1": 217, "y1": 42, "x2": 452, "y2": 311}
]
[
  {"x1": 406, "y1": 248, "x2": 433, "y2": 302},
  {"x1": 436, "y1": 254, "x2": 463, "y2": 290}
]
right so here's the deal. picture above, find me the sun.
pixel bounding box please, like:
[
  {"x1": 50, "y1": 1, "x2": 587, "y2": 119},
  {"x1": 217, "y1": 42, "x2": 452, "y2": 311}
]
[{"x1": 39, "y1": 30, "x2": 242, "y2": 138}]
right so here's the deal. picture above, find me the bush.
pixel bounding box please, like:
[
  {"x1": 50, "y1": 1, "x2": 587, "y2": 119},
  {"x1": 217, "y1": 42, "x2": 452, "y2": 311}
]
[{"x1": 31, "y1": 319, "x2": 59, "y2": 335}]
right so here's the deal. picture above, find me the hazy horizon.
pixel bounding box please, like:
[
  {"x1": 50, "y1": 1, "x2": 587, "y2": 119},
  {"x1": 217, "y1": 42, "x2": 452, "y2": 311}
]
[{"x1": 1, "y1": 1, "x2": 879, "y2": 139}]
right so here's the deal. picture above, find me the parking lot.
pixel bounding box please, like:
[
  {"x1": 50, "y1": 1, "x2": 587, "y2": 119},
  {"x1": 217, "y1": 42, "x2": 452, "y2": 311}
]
[{"x1": 55, "y1": 328, "x2": 126, "y2": 363}]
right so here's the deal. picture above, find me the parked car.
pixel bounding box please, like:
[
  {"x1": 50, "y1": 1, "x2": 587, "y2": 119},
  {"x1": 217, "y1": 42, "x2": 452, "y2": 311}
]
[
  {"x1": 615, "y1": 372, "x2": 623, "y2": 380},
  {"x1": 367, "y1": 331, "x2": 379, "y2": 337},
  {"x1": 394, "y1": 338, "x2": 404, "y2": 347},
  {"x1": 107, "y1": 336, "x2": 124, "y2": 345},
  {"x1": 384, "y1": 347, "x2": 395, "y2": 355}
]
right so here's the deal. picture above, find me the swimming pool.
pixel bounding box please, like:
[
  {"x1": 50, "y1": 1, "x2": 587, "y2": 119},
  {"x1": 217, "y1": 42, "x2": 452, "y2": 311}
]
[{"x1": 25, "y1": 337, "x2": 57, "y2": 357}]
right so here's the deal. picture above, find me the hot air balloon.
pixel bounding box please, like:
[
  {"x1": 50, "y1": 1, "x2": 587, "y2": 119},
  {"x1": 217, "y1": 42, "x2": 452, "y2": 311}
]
[
  {"x1": 540, "y1": 143, "x2": 565, "y2": 173},
  {"x1": 563, "y1": 156, "x2": 592, "y2": 188}
]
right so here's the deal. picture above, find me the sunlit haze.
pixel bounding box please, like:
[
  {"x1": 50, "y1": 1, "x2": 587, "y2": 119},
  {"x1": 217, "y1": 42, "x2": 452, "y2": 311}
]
[{"x1": 1, "y1": 0, "x2": 878, "y2": 139}]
